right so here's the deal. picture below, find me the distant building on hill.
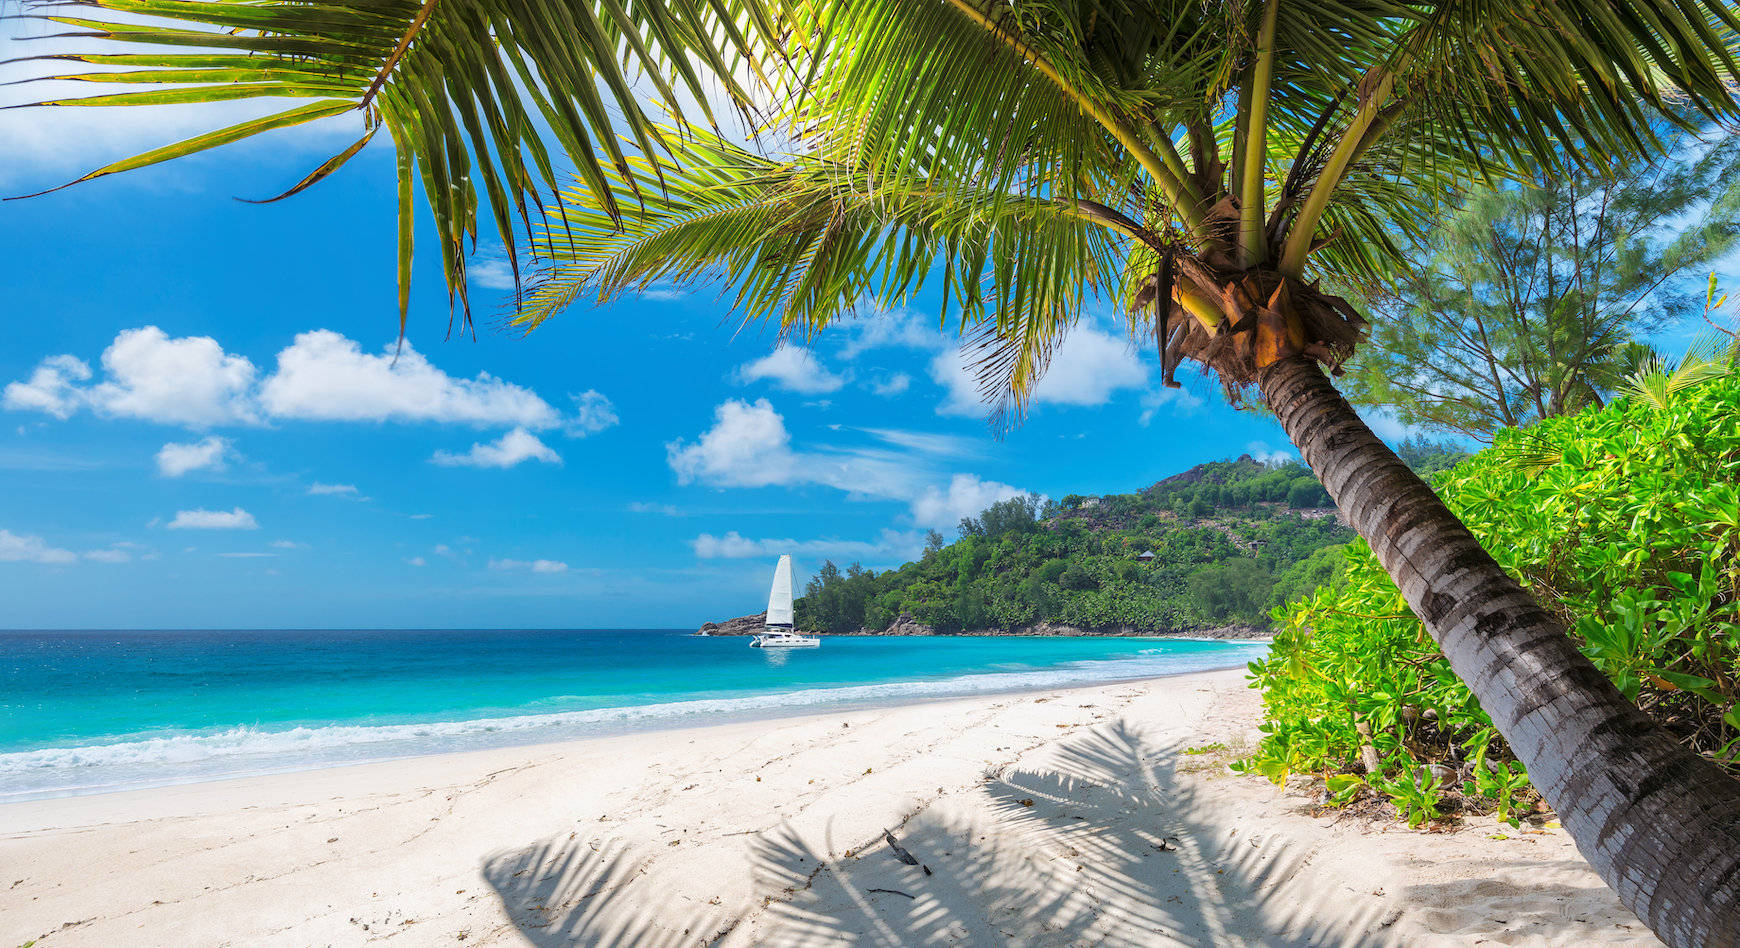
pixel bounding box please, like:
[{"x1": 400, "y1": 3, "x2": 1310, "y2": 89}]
[{"x1": 1135, "y1": 550, "x2": 1156, "y2": 563}]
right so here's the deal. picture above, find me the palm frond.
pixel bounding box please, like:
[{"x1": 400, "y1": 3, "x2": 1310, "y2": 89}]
[
  {"x1": 519, "y1": 122, "x2": 1124, "y2": 416},
  {"x1": 13, "y1": 0, "x2": 1740, "y2": 417},
  {"x1": 7, "y1": 0, "x2": 772, "y2": 327},
  {"x1": 1622, "y1": 339, "x2": 1735, "y2": 410}
]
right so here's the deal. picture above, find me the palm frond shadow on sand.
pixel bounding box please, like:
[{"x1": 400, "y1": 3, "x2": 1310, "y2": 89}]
[
  {"x1": 741, "y1": 720, "x2": 1401, "y2": 946},
  {"x1": 481, "y1": 835, "x2": 732, "y2": 946},
  {"x1": 481, "y1": 719, "x2": 1616, "y2": 945}
]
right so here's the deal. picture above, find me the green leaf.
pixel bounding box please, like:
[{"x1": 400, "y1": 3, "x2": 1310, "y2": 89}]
[
  {"x1": 238, "y1": 126, "x2": 379, "y2": 204},
  {"x1": 9, "y1": 100, "x2": 354, "y2": 199}
]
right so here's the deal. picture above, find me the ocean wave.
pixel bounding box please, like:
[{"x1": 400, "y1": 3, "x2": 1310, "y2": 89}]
[{"x1": 0, "y1": 645, "x2": 1264, "y2": 800}]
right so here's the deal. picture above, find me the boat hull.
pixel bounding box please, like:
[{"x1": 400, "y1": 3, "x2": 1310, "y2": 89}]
[{"x1": 751, "y1": 632, "x2": 820, "y2": 648}]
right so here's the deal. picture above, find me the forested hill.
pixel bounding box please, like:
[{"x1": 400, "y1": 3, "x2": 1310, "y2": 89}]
[{"x1": 790, "y1": 454, "x2": 1358, "y2": 637}]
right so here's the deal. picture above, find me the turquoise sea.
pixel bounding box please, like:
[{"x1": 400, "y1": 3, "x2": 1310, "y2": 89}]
[{"x1": 0, "y1": 629, "x2": 1265, "y2": 801}]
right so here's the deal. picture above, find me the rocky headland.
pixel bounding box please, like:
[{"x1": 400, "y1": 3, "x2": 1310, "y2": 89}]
[{"x1": 696, "y1": 611, "x2": 1269, "y2": 640}]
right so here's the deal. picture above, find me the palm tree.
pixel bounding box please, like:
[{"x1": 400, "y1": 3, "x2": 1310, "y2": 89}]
[{"x1": 13, "y1": 0, "x2": 1740, "y2": 941}]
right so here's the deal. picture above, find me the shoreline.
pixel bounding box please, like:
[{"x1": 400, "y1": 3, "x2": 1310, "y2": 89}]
[
  {"x1": 0, "y1": 670, "x2": 1217, "y2": 830},
  {"x1": 2, "y1": 644, "x2": 1269, "y2": 804},
  {"x1": 1, "y1": 669, "x2": 1651, "y2": 946},
  {"x1": 699, "y1": 616, "x2": 1274, "y2": 640}
]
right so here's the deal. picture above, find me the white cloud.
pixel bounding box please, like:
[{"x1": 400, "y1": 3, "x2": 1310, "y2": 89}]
[
  {"x1": 166, "y1": 507, "x2": 258, "y2": 530},
  {"x1": 1363, "y1": 407, "x2": 1423, "y2": 443},
  {"x1": 669, "y1": 401, "x2": 924, "y2": 500},
  {"x1": 868, "y1": 372, "x2": 912, "y2": 397},
  {"x1": 3, "y1": 333, "x2": 263, "y2": 427},
  {"x1": 218, "y1": 552, "x2": 275, "y2": 558},
  {"x1": 566, "y1": 390, "x2": 619, "y2": 437},
  {"x1": 929, "y1": 350, "x2": 983, "y2": 417},
  {"x1": 859, "y1": 428, "x2": 977, "y2": 457},
  {"x1": 260, "y1": 331, "x2": 560, "y2": 428},
  {"x1": 932, "y1": 324, "x2": 1148, "y2": 417},
  {"x1": 4, "y1": 327, "x2": 261, "y2": 427},
  {"x1": 836, "y1": 308, "x2": 948, "y2": 360},
  {"x1": 490, "y1": 558, "x2": 569, "y2": 573},
  {"x1": 1138, "y1": 386, "x2": 1205, "y2": 425},
  {"x1": 1245, "y1": 441, "x2": 1296, "y2": 466},
  {"x1": 468, "y1": 258, "x2": 518, "y2": 290},
  {"x1": 269, "y1": 539, "x2": 305, "y2": 549},
  {"x1": 307, "y1": 482, "x2": 359, "y2": 496},
  {"x1": 692, "y1": 528, "x2": 925, "y2": 561},
  {"x1": 910, "y1": 474, "x2": 1033, "y2": 529},
  {"x1": 736, "y1": 346, "x2": 849, "y2": 394},
  {"x1": 6, "y1": 330, "x2": 617, "y2": 454},
  {"x1": 1032, "y1": 327, "x2": 1150, "y2": 405},
  {"x1": 628, "y1": 501, "x2": 681, "y2": 515},
  {"x1": 406, "y1": 556, "x2": 427, "y2": 567},
  {"x1": 155, "y1": 435, "x2": 231, "y2": 477},
  {"x1": 83, "y1": 547, "x2": 132, "y2": 563},
  {"x1": 92, "y1": 327, "x2": 259, "y2": 426},
  {"x1": 669, "y1": 399, "x2": 1034, "y2": 525},
  {"x1": 431, "y1": 427, "x2": 561, "y2": 468},
  {"x1": 0, "y1": 528, "x2": 77, "y2": 564},
  {"x1": 2, "y1": 355, "x2": 90, "y2": 419},
  {"x1": 690, "y1": 531, "x2": 772, "y2": 558},
  {"x1": 667, "y1": 398, "x2": 795, "y2": 488}
]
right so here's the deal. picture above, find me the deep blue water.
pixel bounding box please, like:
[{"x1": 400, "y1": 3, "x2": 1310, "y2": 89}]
[{"x1": 0, "y1": 628, "x2": 1265, "y2": 800}]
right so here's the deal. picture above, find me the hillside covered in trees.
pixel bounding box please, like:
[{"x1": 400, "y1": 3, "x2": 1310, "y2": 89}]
[{"x1": 791, "y1": 454, "x2": 1369, "y2": 636}]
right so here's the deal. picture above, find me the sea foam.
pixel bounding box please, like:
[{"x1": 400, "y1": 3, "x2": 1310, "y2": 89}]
[{"x1": 0, "y1": 644, "x2": 1263, "y2": 801}]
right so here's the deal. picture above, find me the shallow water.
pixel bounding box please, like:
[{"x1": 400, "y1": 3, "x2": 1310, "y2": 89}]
[{"x1": 0, "y1": 628, "x2": 1264, "y2": 800}]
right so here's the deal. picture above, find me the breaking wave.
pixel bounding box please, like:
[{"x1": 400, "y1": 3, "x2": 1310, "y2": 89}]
[{"x1": 0, "y1": 644, "x2": 1263, "y2": 801}]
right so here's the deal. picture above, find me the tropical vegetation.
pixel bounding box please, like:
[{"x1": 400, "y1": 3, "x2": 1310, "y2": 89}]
[
  {"x1": 1342, "y1": 141, "x2": 1740, "y2": 440},
  {"x1": 794, "y1": 456, "x2": 1352, "y2": 634},
  {"x1": 17, "y1": 0, "x2": 1740, "y2": 939},
  {"x1": 1244, "y1": 364, "x2": 1740, "y2": 831}
]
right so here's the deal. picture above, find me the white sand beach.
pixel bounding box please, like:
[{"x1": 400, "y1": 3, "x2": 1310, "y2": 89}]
[{"x1": 1, "y1": 669, "x2": 1654, "y2": 946}]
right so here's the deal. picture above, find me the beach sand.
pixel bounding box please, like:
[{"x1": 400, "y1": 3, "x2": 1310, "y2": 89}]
[{"x1": 1, "y1": 669, "x2": 1655, "y2": 946}]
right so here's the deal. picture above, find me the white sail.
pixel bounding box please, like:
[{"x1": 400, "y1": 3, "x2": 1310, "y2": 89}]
[{"x1": 765, "y1": 554, "x2": 795, "y2": 627}]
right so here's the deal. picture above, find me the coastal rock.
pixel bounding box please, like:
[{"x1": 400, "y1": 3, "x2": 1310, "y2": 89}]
[
  {"x1": 954, "y1": 621, "x2": 1270, "y2": 639},
  {"x1": 881, "y1": 613, "x2": 935, "y2": 636},
  {"x1": 700, "y1": 611, "x2": 1270, "y2": 639},
  {"x1": 696, "y1": 612, "x2": 766, "y2": 636},
  {"x1": 1187, "y1": 623, "x2": 1271, "y2": 641}
]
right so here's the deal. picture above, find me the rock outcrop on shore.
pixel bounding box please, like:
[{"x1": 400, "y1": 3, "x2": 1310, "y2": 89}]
[
  {"x1": 695, "y1": 611, "x2": 1269, "y2": 639},
  {"x1": 696, "y1": 612, "x2": 768, "y2": 636}
]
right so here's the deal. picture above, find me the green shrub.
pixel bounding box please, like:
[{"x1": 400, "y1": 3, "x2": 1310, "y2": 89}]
[
  {"x1": 1267, "y1": 543, "x2": 1348, "y2": 611},
  {"x1": 1286, "y1": 477, "x2": 1331, "y2": 508},
  {"x1": 1241, "y1": 373, "x2": 1740, "y2": 825},
  {"x1": 1059, "y1": 563, "x2": 1098, "y2": 591},
  {"x1": 793, "y1": 456, "x2": 1353, "y2": 633},
  {"x1": 1186, "y1": 559, "x2": 1273, "y2": 622}
]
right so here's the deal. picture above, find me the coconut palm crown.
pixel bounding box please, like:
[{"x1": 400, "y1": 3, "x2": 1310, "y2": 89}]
[
  {"x1": 513, "y1": 0, "x2": 1740, "y2": 414},
  {"x1": 12, "y1": 0, "x2": 1740, "y2": 943}
]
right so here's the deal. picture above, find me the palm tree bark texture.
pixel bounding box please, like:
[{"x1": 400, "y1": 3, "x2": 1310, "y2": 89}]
[{"x1": 1259, "y1": 354, "x2": 1740, "y2": 944}]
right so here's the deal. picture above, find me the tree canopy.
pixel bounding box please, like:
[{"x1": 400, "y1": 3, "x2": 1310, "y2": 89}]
[
  {"x1": 793, "y1": 455, "x2": 1353, "y2": 634},
  {"x1": 19, "y1": 0, "x2": 1740, "y2": 402},
  {"x1": 1343, "y1": 137, "x2": 1740, "y2": 439}
]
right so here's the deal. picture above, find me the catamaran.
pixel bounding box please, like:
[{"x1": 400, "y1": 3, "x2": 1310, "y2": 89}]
[{"x1": 751, "y1": 554, "x2": 819, "y2": 648}]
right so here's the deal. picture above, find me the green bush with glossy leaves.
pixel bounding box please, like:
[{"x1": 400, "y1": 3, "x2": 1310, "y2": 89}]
[{"x1": 1241, "y1": 372, "x2": 1740, "y2": 826}]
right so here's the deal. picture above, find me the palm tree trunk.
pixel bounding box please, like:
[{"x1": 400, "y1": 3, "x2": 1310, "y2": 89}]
[{"x1": 1256, "y1": 354, "x2": 1740, "y2": 947}]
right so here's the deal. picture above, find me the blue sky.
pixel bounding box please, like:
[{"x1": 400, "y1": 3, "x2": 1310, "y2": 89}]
[
  {"x1": 34, "y1": 25, "x2": 1727, "y2": 629},
  {"x1": 0, "y1": 106, "x2": 1323, "y2": 629}
]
